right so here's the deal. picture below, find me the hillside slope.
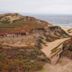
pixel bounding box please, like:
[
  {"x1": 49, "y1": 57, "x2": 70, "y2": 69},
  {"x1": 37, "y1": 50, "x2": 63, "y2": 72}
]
[
  {"x1": 0, "y1": 13, "x2": 51, "y2": 35},
  {"x1": 0, "y1": 13, "x2": 71, "y2": 72},
  {"x1": 45, "y1": 26, "x2": 70, "y2": 42}
]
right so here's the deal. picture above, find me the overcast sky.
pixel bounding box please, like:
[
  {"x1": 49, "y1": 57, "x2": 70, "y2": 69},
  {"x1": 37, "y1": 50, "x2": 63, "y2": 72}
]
[{"x1": 0, "y1": 0, "x2": 72, "y2": 14}]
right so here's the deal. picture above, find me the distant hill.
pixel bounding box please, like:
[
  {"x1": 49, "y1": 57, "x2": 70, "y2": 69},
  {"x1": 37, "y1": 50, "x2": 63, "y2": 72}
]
[{"x1": 0, "y1": 13, "x2": 51, "y2": 35}]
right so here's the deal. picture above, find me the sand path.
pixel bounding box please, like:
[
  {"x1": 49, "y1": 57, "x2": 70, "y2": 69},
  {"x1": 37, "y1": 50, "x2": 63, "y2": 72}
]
[{"x1": 41, "y1": 38, "x2": 70, "y2": 58}]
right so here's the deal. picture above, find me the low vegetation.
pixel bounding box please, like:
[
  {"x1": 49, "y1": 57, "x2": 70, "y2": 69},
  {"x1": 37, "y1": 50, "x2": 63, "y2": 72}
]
[
  {"x1": 0, "y1": 47, "x2": 49, "y2": 72},
  {"x1": 62, "y1": 38, "x2": 72, "y2": 59}
]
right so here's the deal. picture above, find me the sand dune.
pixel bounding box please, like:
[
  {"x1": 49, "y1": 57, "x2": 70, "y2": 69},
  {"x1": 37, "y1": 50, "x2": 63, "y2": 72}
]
[
  {"x1": 39, "y1": 37, "x2": 72, "y2": 72},
  {"x1": 40, "y1": 26, "x2": 72, "y2": 71}
]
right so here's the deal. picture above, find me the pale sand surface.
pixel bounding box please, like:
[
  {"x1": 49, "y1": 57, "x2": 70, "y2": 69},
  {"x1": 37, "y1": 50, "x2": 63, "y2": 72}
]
[
  {"x1": 41, "y1": 38, "x2": 70, "y2": 58},
  {"x1": 39, "y1": 57, "x2": 72, "y2": 72}
]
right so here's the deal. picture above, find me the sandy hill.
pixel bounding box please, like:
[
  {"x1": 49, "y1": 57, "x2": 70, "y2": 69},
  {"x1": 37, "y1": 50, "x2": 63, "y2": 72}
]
[
  {"x1": 44, "y1": 26, "x2": 70, "y2": 42},
  {"x1": 0, "y1": 13, "x2": 71, "y2": 72},
  {"x1": 0, "y1": 13, "x2": 51, "y2": 35}
]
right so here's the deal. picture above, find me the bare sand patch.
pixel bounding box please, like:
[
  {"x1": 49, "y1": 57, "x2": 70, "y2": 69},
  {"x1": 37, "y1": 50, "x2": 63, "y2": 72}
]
[{"x1": 39, "y1": 57, "x2": 72, "y2": 72}]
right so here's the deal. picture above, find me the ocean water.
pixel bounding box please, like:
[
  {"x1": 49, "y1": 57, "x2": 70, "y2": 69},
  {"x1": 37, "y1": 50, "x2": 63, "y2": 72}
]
[
  {"x1": 23, "y1": 14, "x2": 72, "y2": 27},
  {"x1": 33, "y1": 15, "x2": 72, "y2": 27},
  {"x1": 0, "y1": 12, "x2": 72, "y2": 27}
]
